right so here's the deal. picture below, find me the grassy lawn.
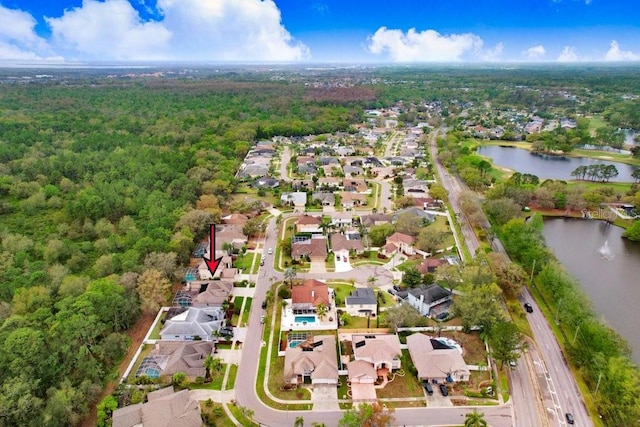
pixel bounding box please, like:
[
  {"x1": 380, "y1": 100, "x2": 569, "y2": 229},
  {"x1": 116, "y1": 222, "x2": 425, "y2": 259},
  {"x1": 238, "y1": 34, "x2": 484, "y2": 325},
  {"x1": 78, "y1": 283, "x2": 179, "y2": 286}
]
[
  {"x1": 226, "y1": 364, "x2": 238, "y2": 390},
  {"x1": 587, "y1": 115, "x2": 607, "y2": 130},
  {"x1": 325, "y1": 254, "x2": 336, "y2": 272},
  {"x1": 126, "y1": 344, "x2": 154, "y2": 383},
  {"x1": 331, "y1": 283, "x2": 356, "y2": 306},
  {"x1": 200, "y1": 401, "x2": 237, "y2": 427},
  {"x1": 376, "y1": 350, "x2": 423, "y2": 398},
  {"x1": 497, "y1": 366, "x2": 510, "y2": 403},
  {"x1": 375, "y1": 290, "x2": 396, "y2": 308},
  {"x1": 431, "y1": 215, "x2": 456, "y2": 249},
  {"x1": 395, "y1": 258, "x2": 422, "y2": 272},
  {"x1": 241, "y1": 297, "x2": 252, "y2": 326},
  {"x1": 234, "y1": 252, "x2": 256, "y2": 273},
  {"x1": 342, "y1": 315, "x2": 375, "y2": 329},
  {"x1": 148, "y1": 311, "x2": 167, "y2": 340},
  {"x1": 231, "y1": 296, "x2": 243, "y2": 327},
  {"x1": 438, "y1": 330, "x2": 487, "y2": 366},
  {"x1": 227, "y1": 401, "x2": 255, "y2": 427},
  {"x1": 190, "y1": 366, "x2": 226, "y2": 390}
]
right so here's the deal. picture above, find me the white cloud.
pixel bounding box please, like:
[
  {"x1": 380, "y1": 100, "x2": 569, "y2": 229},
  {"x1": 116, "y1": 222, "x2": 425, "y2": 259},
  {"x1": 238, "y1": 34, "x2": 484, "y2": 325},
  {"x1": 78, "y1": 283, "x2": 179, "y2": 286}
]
[
  {"x1": 481, "y1": 42, "x2": 504, "y2": 62},
  {"x1": 0, "y1": 0, "x2": 308, "y2": 62},
  {"x1": 524, "y1": 45, "x2": 546, "y2": 60},
  {"x1": 156, "y1": 0, "x2": 309, "y2": 61},
  {"x1": 604, "y1": 40, "x2": 640, "y2": 61},
  {"x1": 46, "y1": 0, "x2": 171, "y2": 61},
  {"x1": 557, "y1": 46, "x2": 579, "y2": 62},
  {"x1": 0, "y1": 5, "x2": 60, "y2": 61},
  {"x1": 367, "y1": 27, "x2": 484, "y2": 62}
]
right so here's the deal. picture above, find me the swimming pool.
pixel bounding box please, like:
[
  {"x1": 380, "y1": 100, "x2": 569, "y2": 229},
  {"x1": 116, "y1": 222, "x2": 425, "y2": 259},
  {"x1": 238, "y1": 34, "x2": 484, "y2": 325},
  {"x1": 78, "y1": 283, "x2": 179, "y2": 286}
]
[
  {"x1": 294, "y1": 316, "x2": 316, "y2": 323},
  {"x1": 289, "y1": 340, "x2": 303, "y2": 348},
  {"x1": 435, "y1": 337, "x2": 462, "y2": 353}
]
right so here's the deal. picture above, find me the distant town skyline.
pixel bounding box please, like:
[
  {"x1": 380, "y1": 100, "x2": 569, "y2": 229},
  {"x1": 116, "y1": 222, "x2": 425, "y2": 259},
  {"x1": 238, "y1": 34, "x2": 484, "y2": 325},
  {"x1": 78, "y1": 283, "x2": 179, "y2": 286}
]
[{"x1": 1, "y1": 0, "x2": 639, "y2": 64}]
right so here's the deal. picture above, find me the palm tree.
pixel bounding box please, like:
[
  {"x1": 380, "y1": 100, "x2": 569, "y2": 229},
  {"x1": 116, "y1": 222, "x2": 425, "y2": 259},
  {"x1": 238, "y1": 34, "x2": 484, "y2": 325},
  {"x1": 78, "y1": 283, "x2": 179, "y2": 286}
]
[
  {"x1": 204, "y1": 356, "x2": 222, "y2": 382},
  {"x1": 294, "y1": 416, "x2": 305, "y2": 427},
  {"x1": 316, "y1": 302, "x2": 328, "y2": 321},
  {"x1": 367, "y1": 275, "x2": 377, "y2": 288},
  {"x1": 464, "y1": 409, "x2": 487, "y2": 427},
  {"x1": 284, "y1": 267, "x2": 297, "y2": 287}
]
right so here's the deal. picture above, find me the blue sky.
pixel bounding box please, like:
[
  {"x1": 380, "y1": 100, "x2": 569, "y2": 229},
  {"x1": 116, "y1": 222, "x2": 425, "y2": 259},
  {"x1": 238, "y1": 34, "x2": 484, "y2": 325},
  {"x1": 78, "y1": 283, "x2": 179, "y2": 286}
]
[{"x1": 0, "y1": 0, "x2": 639, "y2": 63}]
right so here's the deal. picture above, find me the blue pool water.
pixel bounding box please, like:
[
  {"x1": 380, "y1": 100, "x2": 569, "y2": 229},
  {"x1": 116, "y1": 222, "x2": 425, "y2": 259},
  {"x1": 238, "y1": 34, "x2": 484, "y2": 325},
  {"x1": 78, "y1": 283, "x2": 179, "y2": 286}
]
[
  {"x1": 295, "y1": 316, "x2": 316, "y2": 323},
  {"x1": 289, "y1": 340, "x2": 303, "y2": 348}
]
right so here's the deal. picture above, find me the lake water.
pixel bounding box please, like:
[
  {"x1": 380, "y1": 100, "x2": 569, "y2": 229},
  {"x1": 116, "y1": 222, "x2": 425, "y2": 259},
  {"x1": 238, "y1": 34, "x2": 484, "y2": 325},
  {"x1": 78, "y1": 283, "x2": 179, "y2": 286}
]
[
  {"x1": 477, "y1": 145, "x2": 636, "y2": 182},
  {"x1": 542, "y1": 218, "x2": 640, "y2": 365},
  {"x1": 624, "y1": 129, "x2": 638, "y2": 146}
]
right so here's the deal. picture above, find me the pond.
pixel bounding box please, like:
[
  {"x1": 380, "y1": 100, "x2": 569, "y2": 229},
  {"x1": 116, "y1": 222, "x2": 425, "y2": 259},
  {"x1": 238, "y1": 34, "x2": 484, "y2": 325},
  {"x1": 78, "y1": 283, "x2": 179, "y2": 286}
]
[
  {"x1": 624, "y1": 129, "x2": 638, "y2": 146},
  {"x1": 542, "y1": 218, "x2": 640, "y2": 365},
  {"x1": 477, "y1": 145, "x2": 636, "y2": 182}
]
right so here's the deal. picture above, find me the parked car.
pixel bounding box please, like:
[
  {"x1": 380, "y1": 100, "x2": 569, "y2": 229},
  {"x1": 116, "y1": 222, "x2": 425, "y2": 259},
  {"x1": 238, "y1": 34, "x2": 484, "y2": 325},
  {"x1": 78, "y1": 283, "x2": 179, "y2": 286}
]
[
  {"x1": 509, "y1": 360, "x2": 517, "y2": 369},
  {"x1": 261, "y1": 300, "x2": 267, "y2": 309},
  {"x1": 260, "y1": 314, "x2": 265, "y2": 324},
  {"x1": 524, "y1": 303, "x2": 534, "y2": 313},
  {"x1": 260, "y1": 259, "x2": 265, "y2": 266},
  {"x1": 439, "y1": 384, "x2": 448, "y2": 396},
  {"x1": 387, "y1": 288, "x2": 396, "y2": 295},
  {"x1": 268, "y1": 248, "x2": 273, "y2": 254},
  {"x1": 565, "y1": 412, "x2": 575, "y2": 424},
  {"x1": 422, "y1": 381, "x2": 433, "y2": 395}
]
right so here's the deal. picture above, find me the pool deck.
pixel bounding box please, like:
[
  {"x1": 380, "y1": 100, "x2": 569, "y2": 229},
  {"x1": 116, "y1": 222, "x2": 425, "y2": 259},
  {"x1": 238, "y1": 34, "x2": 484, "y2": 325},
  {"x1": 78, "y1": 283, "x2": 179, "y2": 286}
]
[{"x1": 281, "y1": 300, "x2": 339, "y2": 331}]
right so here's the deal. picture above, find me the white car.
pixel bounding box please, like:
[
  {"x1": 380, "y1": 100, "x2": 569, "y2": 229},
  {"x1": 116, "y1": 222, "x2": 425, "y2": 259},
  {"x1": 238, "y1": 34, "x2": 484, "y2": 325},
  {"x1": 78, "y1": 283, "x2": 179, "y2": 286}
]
[{"x1": 268, "y1": 248, "x2": 273, "y2": 254}]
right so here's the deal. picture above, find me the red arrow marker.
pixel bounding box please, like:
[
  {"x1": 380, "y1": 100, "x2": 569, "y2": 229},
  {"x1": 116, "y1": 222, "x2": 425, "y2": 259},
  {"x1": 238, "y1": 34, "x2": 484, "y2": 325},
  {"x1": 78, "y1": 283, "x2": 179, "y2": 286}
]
[{"x1": 203, "y1": 224, "x2": 223, "y2": 277}]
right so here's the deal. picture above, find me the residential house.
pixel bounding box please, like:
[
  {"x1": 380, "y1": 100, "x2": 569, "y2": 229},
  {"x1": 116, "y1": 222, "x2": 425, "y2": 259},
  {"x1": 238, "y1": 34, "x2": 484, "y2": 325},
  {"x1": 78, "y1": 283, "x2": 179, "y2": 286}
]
[
  {"x1": 317, "y1": 177, "x2": 341, "y2": 190},
  {"x1": 197, "y1": 255, "x2": 233, "y2": 280},
  {"x1": 292, "y1": 179, "x2": 315, "y2": 192},
  {"x1": 291, "y1": 279, "x2": 331, "y2": 315},
  {"x1": 393, "y1": 206, "x2": 436, "y2": 223},
  {"x1": 221, "y1": 213, "x2": 249, "y2": 225},
  {"x1": 319, "y1": 156, "x2": 340, "y2": 166},
  {"x1": 137, "y1": 341, "x2": 215, "y2": 380},
  {"x1": 254, "y1": 176, "x2": 279, "y2": 189},
  {"x1": 352, "y1": 334, "x2": 402, "y2": 371},
  {"x1": 406, "y1": 333, "x2": 470, "y2": 382},
  {"x1": 406, "y1": 284, "x2": 452, "y2": 317},
  {"x1": 331, "y1": 232, "x2": 365, "y2": 260},
  {"x1": 112, "y1": 387, "x2": 201, "y2": 427},
  {"x1": 160, "y1": 307, "x2": 225, "y2": 341},
  {"x1": 291, "y1": 236, "x2": 328, "y2": 262},
  {"x1": 321, "y1": 164, "x2": 342, "y2": 177},
  {"x1": 336, "y1": 146, "x2": 356, "y2": 156},
  {"x1": 340, "y1": 192, "x2": 367, "y2": 210},
  {"x1": 312, "y1": 192, "x2": 335, "y2": 207},
  {"x1": 296, "y1": 215, "x2": 323, "y2": 233},
  {"x1": 386, "y1": 232, "x2": 416, "y2": 255},
  {"x1": 283, "y1": 335, "x2": 339, "y2": 385},
  {"x1": 297, "y1": 163, "x2": 317, "y2": 175},
  {"x1": 343, "y1": 165, "x2": 364, "y2": 176},
  {"x1": 281, "y1": 192, "x2": 308, "y2": 209},
  {"x1": 416, "y1": 258, "x2": 448, "y2": 275},
  {"x1": 403, "y1": 178, "x2": 429, "y2": 196},
  {"x1": 330, "y1": 212, "x2": 354, "y2": 228},
  {"x1": 412, "y1": 197, "x2": 442, "y2": 210},
  {"x1": 343, "y1": 178, "x2": 369, "y2": 193},
  {"x1": 238, "y1": 164, "x2": 269, "y2": 179},
  {"x1": 345, "y1": 288, "x2": 377, "y2": 317},
  {"x1": 176, "y1": 280, "x2": 233, "y2": 308},
  {"x1": 361, "y1": 213, "x2": 392, "y2": 227}
]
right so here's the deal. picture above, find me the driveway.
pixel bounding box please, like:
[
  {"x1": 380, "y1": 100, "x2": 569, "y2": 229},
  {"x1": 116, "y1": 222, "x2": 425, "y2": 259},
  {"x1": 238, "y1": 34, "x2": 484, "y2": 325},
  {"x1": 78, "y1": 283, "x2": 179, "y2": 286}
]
[
  {"x1": 311, "y1": 384, "x2": 340, "y2": 411},
  {"x1": 309, "y1": 260, "x2": 326, "y2": 273}
]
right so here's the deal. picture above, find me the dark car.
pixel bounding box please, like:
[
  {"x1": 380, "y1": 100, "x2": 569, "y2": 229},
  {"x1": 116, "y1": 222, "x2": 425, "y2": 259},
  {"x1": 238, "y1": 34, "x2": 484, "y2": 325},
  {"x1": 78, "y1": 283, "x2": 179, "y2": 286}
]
[
  {"x1": 422, "y1": 381, "x2": 433, "y2": 395},
  {"x1": 565, "y1": 413, "x2": 575, "y2": 425},
  {"x1": 439, "y1": 384, "x2": 448, "y2": 396},
  {"x1": 524, "y1": 303, "x2": 534, "y2": 313},
  {"x1": 261, "y1": 300, "x2": 267, "y2": 310}
]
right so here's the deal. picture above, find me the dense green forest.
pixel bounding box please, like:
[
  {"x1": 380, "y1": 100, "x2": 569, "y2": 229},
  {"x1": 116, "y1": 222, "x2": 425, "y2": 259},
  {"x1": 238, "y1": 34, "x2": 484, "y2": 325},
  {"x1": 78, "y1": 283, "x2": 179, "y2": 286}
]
[{"x1": 0, "y1": 74, "x2": 366, "y2": 425}]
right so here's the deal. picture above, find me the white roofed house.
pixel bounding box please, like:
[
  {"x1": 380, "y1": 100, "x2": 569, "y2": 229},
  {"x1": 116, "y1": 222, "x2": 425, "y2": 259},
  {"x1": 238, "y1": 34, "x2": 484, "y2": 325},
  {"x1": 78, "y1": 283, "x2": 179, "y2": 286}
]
[
  {"x1": 330, "y1": 231, "x2": 365, "y2": 260},
  {"x1": 160, "y1": 307, "x2": 225, "y2": 341}
]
